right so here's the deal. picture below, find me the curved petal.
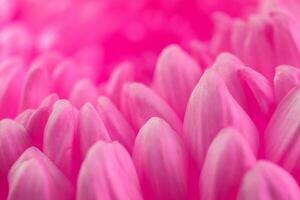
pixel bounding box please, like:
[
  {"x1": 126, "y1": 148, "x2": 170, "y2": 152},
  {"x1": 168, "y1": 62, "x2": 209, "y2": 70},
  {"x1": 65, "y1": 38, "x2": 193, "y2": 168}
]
[
  {"x1": 121, "y1": 82, "x2": 182, "y2": 133},
  {"x1": 200, "y1": 127, "x2": 256, "y2": 200},
  {"x1": 238, "y1": 161, "x2": 300, "y2": 200},
  {"x1": 274, "y1": 65, "x2": 300, "y2": 103},
  {"x1": 8, "y1": 147, "x2": 73, "y2": 200},
  {"x1": 183, "y1": 69, "x2": 259, "y2": 167},
  {"x1": 265, "y1": 87, "x2": 300, "y2": 182},
  {"x1": 78, "y1": 102, "x2": 111, "y2": 158},
  {"x1": 133, "y1": 117, "x2": 188, "y2": 200},
  {"x1": 77, "y1": 141, "x2": 143, "y2": 200},
  {"x1": 152, "y1": 44, "x2": 201, "y2": 119},
  {"x1": 43, "y1": 100, "x2": 78, "y2": 179},
  {"x1": 97, "y1": 96, "x2": 136, "y2": 152}
]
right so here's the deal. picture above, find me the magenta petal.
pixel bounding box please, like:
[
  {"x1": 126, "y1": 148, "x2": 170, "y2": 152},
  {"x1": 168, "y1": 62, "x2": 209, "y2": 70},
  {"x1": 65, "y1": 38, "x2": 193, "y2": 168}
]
[
  {"x1": 133, "y1": 117, "x2": 188, "y2": 200},
  {"x1": 43, "y1": 99, "x2": 78, "y2": 179},
  {"x1": 121, "y1": 82, "x2": 182, "y2": 133},
  {"x1": 184, "y1": 69, "x2": 259, "y2": 167},
  {"x1": 78, "y1": 102, "x2": 111, "y2": 158},
  {"x1": 152, "y1": 45, "x2": 201, "y2": 119},
  {"x1": 77, "y1": 141, "x2": 143, "y2": 200},
  {"x1": 97, "y1": 96, "x2": 136, "y2": 152},
  {"x1": 238, "y1": 161, "x2": 300, "y2": 200},
  {"x1": 8, "y1": 147, "x2": 74, "y2": 200},
  {"x1": 200, "y1": 127, "x2": 256, "y2": 200}
]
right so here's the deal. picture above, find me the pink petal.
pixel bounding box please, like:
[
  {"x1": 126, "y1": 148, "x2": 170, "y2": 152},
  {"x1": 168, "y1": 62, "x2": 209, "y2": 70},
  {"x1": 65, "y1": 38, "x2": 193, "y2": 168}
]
[
  {"x1": 121, "y1": 82, "x2": 182, "y2": 133},
  {"x1": 213, "y1": 53, "x2": 274, "y2": 131},
  {"x1": 105, "y1": 62, "x2": 135, "y2": 108},
  {"x1": 78, "y1": 102, "x2": 111, "y2": 158},
  {"x1": 77, "y1": 141, "x2": 143, "y2": 200},
  {"x1": 25, "y1": 94, "x2": 58, "y2": 149},
  {"x1": 69, "y1": 79, "x2": 99, "y2": 108},
  {"x1": 152, "y1": 44, "x2": 201, "y2": 119},
  {"x1": 237, "y1": 67, "x2": 275, "y2": 131},
  {"x1": 52, "y1": 59, "x2": 81, "y2": 98},
  {"x1": 0, "y1": 58, "x2": 25, "y2": 118},
  {"x1": 242, "y1": 16, "x2": 276, "y2": 80},
  {"x1": 265, "y1": 87, "x2": 300, "y2": 182},
  {"x1": 200, "y1": 127, "x2": 256, "y2": 200},
  {"x1": 14, "y1": 109, "x2": 35, "y2": 128},
  {"x1": 183, "y1": 69, "x2": 259, "y2": 167},
  {"x1": 8, "y1": 147, "x2": 74, "y2": 200},
  {"x1": 43, "y1": 100, "x2": 78, "y2": 180},
  {"x1": 274, "y1": 65, "x2": 300, "y2": 103},
  {"x1": 97, "y1": 96, "x2": 136, "y2": 152},
  {"x1": 20, "y1": 64, "x2": 53, "y2": 110},
  {"x1": 238, "y1": 161, "x2": 300, "y2": 200},
  {"x1": 271, "y1": 12, "x2": 300, "y2": 67},
  {"x1": 0, "y1": 119, "x2": 30, "y2": 176},
  {"x1": 133, "y1": 117, "x2": 188, "y2": 200}
]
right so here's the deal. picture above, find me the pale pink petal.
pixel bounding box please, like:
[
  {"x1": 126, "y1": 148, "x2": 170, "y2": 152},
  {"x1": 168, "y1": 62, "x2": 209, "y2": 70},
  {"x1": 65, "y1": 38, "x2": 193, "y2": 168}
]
[
  {"x1": 77, "y1": 141, "x2": 143, "y2": 200},
  {"x1": 200, "y1": 127, "x2": 256, "y2": 200},
  {"x1": 105, "y1": 62, "x2": 135, "y2": 108},
  {"x1": 69, "y1": 79, "x2": 99, "y2": 108},
  {"x1": 43, "y1": 100, "x2": 78, "y2": 180},
  {"x1": 133, "y1": 117, "x2": 188, "y2": 200},
  {"x1": 152, "y1": 44, "x2": 201, "y2": 119},
  {"x1": 238, "y1": 161, "x2": 300, "y2": 200},
  {"x1": 78, "y1": 102, "x2": 111, "y2": 158},
  {"x1": 97, "y1": 96, "x2": 136, "y2": 152},
  {"x1": 265, "y1": 87, "x2": 300, "y2": 182},
  {"x1": 8, "y1": 147, "x2": 74, "y2": 200},
  {"x1": 121, "y1": 82, "x2": 182, "y2": 133},
  {"x1": 184, "y1": 69, "x2": 259, "y2": 167},
  {"x1": 274, "y1": 65, "x2": 300, "y2": 103}
]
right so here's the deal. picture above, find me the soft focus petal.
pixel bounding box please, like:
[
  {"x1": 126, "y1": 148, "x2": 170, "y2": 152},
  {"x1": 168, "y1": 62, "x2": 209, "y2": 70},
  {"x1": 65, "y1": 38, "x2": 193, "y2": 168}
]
[
  {"x1": 274, "y1": 65, "x2": 300, "y2": 103},
  {"x1": 184, "y1": 69, "x2": 259, "y2": 167},
  {"x1": 97, "y1": 96, "x2": 136, "y2": 152},
  {"x1": 0, "y1": 58, "x2": 25, "y2": 118},
  {"x1": 77, "y1": 141, "x2": 143, "y2": 200},
  {"x1": 8, "y1": 147, "x2": 74, "y2": 200},
  {"x1": 69, "y1": 79, "x2": 99, "y2": 108},
  {"x1": 152, "y1": 44, "x2": 201, "y2": 119},
  {"x1": 105, "y1": 62, "x2": 135, "y2": 108},
  {"x1": 121, "y1": 82, "x2": 182, "y2": 133},
  {"x1": 78, "y1": 102, "x2": 111, "y2": 158},
  {"x1": 133, "y1": 117, "x2": 188, "y2": 200},
  {"x1": 200, "y1": 127, "x2": 256, "y2": 200},
  {"x1": 237, "y1": 161, "x2": 300, "y2": 200}
]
